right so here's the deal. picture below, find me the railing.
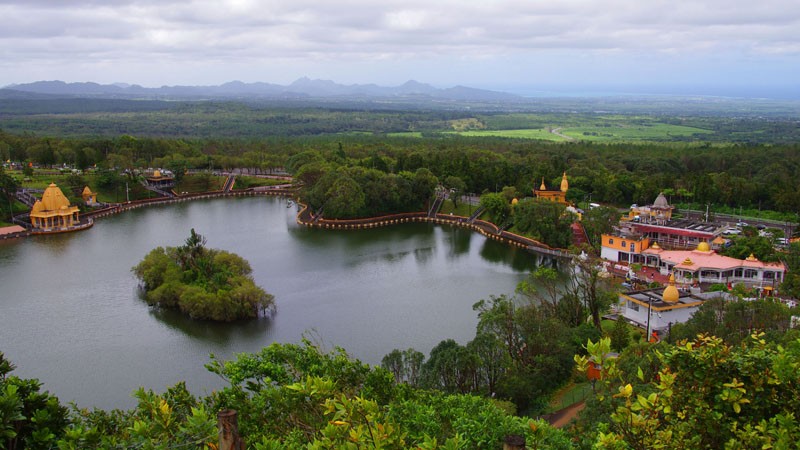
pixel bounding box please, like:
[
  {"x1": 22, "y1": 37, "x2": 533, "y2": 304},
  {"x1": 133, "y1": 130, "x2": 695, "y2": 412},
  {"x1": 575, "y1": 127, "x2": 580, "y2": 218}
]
[{"x1": 295, "y1": 207, "x2": 574, "y2": 260}]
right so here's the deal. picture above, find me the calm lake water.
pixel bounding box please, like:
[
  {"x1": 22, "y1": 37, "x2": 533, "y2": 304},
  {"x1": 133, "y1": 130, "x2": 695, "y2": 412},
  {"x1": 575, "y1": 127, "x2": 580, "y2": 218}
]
[{"x1": 0, "y1": 196, "x2": 541, "y2": 410}]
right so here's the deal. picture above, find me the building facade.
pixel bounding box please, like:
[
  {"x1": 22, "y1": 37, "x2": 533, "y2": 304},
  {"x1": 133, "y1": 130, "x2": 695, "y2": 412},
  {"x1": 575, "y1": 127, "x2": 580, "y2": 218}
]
[{"x1": 533, "y1": 172, "x2": 569, "y2": 205}]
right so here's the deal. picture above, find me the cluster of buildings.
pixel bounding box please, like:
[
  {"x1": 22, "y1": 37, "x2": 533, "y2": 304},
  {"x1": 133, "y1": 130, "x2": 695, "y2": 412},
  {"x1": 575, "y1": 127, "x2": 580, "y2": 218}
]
[
  {"x1": 596, "y1": 191, "x2": 789, "y2": 338},
  {"x1": 600, "y1": 193, "x2": 786, "y2": 290}
]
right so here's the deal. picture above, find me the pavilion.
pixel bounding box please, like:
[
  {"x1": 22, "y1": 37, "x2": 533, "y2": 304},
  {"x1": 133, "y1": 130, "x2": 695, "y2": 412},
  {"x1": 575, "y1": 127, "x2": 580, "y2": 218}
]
[{"x1": 29, "y1": 183, "x2": 87, "y2": 234}]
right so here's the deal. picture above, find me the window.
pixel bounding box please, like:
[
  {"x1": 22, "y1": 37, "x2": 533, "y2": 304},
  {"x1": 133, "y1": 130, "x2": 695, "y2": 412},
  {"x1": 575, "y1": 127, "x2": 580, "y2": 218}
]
[
  {"x1": 622, "y1": 241, "x2": 627, "y2": 247},
  {"x1": 628, "y1": 301, "x2": 639, "y2": 312},
  {"x1": 609, "y1": 238, "x2": 614, "y2": 245}
]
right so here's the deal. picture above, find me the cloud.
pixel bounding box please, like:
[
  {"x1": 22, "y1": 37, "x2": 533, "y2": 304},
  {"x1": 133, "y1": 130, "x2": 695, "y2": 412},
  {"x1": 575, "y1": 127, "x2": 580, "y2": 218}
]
[{"x1": 0, "y1": 0, "x2": 797, "y2": 90}]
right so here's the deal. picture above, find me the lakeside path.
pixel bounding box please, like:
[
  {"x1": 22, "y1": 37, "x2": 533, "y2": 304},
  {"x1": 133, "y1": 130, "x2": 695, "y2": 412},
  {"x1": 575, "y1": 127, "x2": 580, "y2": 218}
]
[{"x1": 11, "y1": 186, "x2": 574, "y2": 261}]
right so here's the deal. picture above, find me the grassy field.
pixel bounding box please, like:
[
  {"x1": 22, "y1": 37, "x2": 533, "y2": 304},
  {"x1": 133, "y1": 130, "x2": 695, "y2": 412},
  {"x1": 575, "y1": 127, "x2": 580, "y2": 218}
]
[
  {"x1": 448, "y1": 129, "x2": 566, "y2": 141},
  {"x1": 436, "y1": 114, "x2": 712, "y2": 142},
  {"x1": 385, "y1": 132, "x2": 424, "y2": 138},
  {"x1": 562, "y1": 122, "x2": 711, "y2": 142}
]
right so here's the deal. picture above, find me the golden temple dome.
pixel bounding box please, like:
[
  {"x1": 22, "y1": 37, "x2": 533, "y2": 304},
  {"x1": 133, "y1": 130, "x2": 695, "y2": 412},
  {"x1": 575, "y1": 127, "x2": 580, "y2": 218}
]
[
  {"x1": 539, "y1": 177, "x2": 546, "y2": 190},
  {"x1": 662, "y1": 274, "x2": 679, "y2": 303},
  {"x1": 650, "y1": 242, "x2": 661, "y2": 249},
  {"x1": 40, "y1": 183, "x2": 72, "y2": 211},
  {"x1": 82, "y1": 186, "x2": 94, "y2": 196},
  {"x1": 153, "y1": 170, "x2": 162, "y2": 178},
  {"x1": 746, "y1": 253, "x2": 759, "y2": 261},
  {"x1": 511, "y1": 198, "x2": 519, "y2": 206},
  {"x1": 696, "y1": 241, "x2": 711, "y2": 252},
  {"x1": 560, "y1": 172, "x2": 569, "y2": 192},
  {"x1": 682, "y1": 257, "x2": 694, "y2": 266}
]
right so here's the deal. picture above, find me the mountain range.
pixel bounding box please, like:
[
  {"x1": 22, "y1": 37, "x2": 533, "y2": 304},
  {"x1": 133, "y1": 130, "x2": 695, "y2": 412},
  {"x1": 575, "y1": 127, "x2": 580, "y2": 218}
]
[{"x1": 1, "y1": 78, "x2": 520, "y2": 102}]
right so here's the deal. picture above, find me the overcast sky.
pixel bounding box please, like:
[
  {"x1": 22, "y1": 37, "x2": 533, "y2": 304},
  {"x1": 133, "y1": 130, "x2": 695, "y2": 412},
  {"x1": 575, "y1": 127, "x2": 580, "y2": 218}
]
[{"x1": 1, "y1": 0, "x2": 798, "y2": 97}]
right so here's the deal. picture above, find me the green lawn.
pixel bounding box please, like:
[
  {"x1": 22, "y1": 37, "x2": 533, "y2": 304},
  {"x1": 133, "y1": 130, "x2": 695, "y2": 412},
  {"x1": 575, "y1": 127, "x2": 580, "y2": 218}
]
[{"x1": 438, "y1": 199, "x2": 475, "y2": 217}]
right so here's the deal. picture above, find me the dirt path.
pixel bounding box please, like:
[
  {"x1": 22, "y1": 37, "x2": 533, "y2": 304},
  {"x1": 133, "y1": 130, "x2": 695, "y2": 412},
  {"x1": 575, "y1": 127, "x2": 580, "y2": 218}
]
[{"x1": 546, "y1": 400, "x2": 586, "y2": 428}]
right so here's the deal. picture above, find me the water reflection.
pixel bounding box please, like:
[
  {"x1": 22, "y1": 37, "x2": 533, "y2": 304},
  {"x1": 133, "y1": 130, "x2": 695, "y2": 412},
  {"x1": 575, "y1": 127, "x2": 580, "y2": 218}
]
[
  {"x1": 413, "y1": 246, "x2": 435, "y2": 264},
  {"x1": 148, "y1": 307, "x2": 274, "y2": 343},
  {"x1": 30, "y1": 232, "x2": 76, "y2": 254}
]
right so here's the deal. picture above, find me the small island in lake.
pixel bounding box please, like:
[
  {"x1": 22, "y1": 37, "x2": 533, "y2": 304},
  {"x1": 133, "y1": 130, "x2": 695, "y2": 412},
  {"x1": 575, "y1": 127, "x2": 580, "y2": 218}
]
[{"x1": 133, "y1": 228, "x2": 274, "y2": 321}]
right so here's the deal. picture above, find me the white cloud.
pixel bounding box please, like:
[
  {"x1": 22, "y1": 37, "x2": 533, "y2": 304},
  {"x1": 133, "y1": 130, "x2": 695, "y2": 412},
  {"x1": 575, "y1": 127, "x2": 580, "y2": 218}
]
[{"x1": 0, "y1": 0, "x2": 797, "y2": 92}]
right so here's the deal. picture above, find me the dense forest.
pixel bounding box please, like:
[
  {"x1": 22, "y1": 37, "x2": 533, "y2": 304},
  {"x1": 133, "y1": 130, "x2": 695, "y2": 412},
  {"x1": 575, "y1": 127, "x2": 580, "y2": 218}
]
[
  {"x1": 3, "y1": 127, "x2": 800, "y2": 219},
  {"x1": 1, "y1": 98, "x2": 800, "y2": 142}
]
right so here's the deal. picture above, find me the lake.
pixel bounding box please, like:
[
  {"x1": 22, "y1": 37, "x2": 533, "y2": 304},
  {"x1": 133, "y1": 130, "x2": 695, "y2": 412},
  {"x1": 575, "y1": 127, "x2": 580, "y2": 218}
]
[{"x1": 0, "y1": 196, "x2": 542, "y2": 409}]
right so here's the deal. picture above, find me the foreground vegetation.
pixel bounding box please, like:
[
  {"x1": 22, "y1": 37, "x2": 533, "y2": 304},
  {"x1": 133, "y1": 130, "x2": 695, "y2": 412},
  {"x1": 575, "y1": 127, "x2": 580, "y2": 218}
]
[
  {"x1": 3, "y1": 302, "x2": 798, "y2": 449},
  {"x1": 133, "y1": 229, "x2": 274, "y2": 321}
]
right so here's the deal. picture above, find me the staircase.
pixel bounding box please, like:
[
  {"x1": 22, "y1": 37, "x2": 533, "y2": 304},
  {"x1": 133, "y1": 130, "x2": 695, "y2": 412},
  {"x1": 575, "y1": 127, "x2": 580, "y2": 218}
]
[
  {"x1": 139, "y1": 180, "x2": 175, "y2": 198},
  {"x1": 427, "y1": 196, "x2": 445, "y2": 218},
  {"x1": 571, "y1": 222, "x2": 590, "y2": 247},
  {"x1": 467, "y1": 206, "x2": 485, "y2": 223},
  {"x1": 15, "y1": 189, "x2": 39, "y2": 207},
  {"x1": 223, "y1": 174, "x2": 236, "y2": 192}
]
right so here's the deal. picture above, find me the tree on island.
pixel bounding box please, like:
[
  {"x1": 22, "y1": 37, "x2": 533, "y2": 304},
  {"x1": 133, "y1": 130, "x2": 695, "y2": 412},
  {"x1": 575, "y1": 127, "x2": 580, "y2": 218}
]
[{"x1": 132, "y1": 229, "x2": 274, "y2": 321}]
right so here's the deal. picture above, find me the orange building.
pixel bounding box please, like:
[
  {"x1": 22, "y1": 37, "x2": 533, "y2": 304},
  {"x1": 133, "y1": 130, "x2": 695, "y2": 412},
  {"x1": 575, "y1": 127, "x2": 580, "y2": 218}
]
[{"x1": 600, "y1": 234, "x2": 650, "y2": 262}]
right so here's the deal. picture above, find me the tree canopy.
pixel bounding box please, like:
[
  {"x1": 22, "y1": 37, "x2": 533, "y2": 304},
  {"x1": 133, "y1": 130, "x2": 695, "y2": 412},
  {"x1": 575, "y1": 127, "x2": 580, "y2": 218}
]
[{"x1": 132, "y1": 229, "x2": 274, "y2": 321}]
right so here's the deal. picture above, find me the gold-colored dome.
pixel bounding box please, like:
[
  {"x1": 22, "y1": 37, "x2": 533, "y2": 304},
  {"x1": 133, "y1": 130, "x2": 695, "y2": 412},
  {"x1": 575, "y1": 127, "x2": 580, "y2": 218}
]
[
  {"x1": 82, "y1": 186, "x2": 93, "y2": 196},
  {"x1": 696, "y1": 241, "x2": 711, "y2": 252},
  {"x1": 153, "y1": 170, "x2": 161, "y2": 178},
  {"x1": 746, "y1": 253, "x2": 758, "y2": 261},
  {"x1": 539, "y1": 177, "x2": 546, "y2": 190},
  {"x1": 560, "y1": 172, "x2": 569, "y2": 192},
  {"x1": 511, "y1": 198, "x2": 519, "y2": 206},
  {"x1": 662, "y1": 274, "x2": 679, "y2": 303},
  {"x1": 40, "y1": 183, "x2": 71, "y2": 211},
  {"x1": 682, "y1": 257, "x2": 694, "y2": 266},
  {"x1": 650, "y1": 242, "x2": 661, "y2": 250},
  {"x1": 31, "y1": 200, "x2": 44, "y2": 214}
]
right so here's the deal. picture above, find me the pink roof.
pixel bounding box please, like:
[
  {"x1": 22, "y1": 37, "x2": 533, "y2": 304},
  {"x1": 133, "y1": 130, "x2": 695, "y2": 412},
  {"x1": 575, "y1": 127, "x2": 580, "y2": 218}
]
[
  {"x1": 0, "y1": 225, "x2": 26, "y2": 236},
  {"x1": 642, "y1": 248, "x2": 786, "y2": 272}
]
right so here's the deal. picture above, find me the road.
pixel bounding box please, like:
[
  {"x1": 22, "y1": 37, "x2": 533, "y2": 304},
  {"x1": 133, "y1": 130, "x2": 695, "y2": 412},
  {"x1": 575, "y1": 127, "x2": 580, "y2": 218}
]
[{"x1": 550, "y1": 127, "x2": 576, "y2": 141}]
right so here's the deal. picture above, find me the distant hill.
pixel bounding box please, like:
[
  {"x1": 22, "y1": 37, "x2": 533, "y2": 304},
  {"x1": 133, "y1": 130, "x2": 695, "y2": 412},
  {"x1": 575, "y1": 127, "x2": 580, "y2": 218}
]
[{"x1": 2, "y1": 78, "x2": 520, "y2": 102}]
